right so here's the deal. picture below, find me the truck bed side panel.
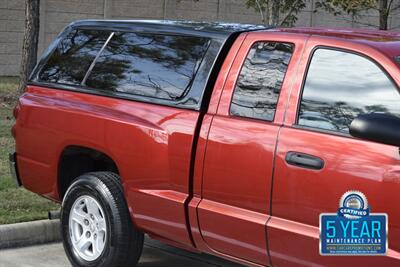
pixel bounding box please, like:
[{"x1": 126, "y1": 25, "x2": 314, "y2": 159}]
[{"x1": 16, "y1": 86, "x2": 199, "y2": 246}]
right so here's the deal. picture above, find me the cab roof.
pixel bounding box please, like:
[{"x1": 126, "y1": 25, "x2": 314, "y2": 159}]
[
  {"x1": 276, "y1": 27, "x2": 400, "y2": 58},
  {"x1": 279, "y1": 27, "x2": 400, "y2": 41}
]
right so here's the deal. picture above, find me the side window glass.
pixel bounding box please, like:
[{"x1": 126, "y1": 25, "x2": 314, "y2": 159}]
[
  {"x1": 299, "y1": 49, "x2": 400, "y2": 133},
  {"x1": 85, "y1": 32, "x2": 210, "y2": 101},
  {"x1": 38, "y1": 29, "x2": 110, "y2": 85},
  {"x1": 230, "y1": 42, "x2": 294, "y2": 121}
]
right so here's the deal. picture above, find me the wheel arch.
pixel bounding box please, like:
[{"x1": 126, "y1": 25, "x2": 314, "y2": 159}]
[{"x1": 57, "y1": 145, "x2": 120, "y2": 200}]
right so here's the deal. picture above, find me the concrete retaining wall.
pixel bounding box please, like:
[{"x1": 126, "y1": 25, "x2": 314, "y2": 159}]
[{"x1": 1, "y1": 0, "x2": 400, "y2": 76}]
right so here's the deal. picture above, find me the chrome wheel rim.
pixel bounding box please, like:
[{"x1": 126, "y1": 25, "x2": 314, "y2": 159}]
[{"x1": 69, "y1": 195, "x2": 107, "y2": 262}]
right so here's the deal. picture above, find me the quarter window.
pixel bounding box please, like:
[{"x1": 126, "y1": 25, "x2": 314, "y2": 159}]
[
  {"x1": 38, "y1": 29, "x2": 110, "y2": 85},
  {"x1": 230, "y1": 42, "x2": 293, "y2": 121},
  {"x1": 298, "y1": 49, "x2": 400, "y2": 133}
]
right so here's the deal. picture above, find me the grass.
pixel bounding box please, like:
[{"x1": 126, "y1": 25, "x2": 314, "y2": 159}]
[{"x1": 0, "y1": 77, "x2": 59, "y2": 224}]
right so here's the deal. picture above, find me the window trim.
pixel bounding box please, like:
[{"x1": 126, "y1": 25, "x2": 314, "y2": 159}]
[
  {"x1": 29, "y1": 26, "x2": 217, "y2": 111},
  {"x1": 228, "y1": 40, "x2": 295, "y2": 123},
  {"x1": 295, "y1": 45, "x2": 400, "y2": 136},
  {"x1": 81, "y1": 32, "x2": 115, "y2": 86}
]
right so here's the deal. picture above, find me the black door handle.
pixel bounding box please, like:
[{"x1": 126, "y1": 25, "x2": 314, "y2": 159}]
[{"x1": 285, "y1": 152, "x2": 324, "y2": 170}]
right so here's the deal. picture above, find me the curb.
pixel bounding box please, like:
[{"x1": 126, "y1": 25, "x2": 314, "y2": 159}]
[
  {"x1": 0, "y1": 221, "x2": 240, "y2": 266},
  {"x1": 0, "y1": 219, "x2": 61, "y2": 249}
]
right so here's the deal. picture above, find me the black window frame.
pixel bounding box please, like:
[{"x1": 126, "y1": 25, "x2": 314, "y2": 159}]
[
  {"x1": 228, "y1": 40, "x2": 295, "y2": 123},
  {"x1": 295, "y1": 45, "x2": 400, "y2": 137},
  {"x1": 29, "y1": 25, "x2": 221, "y2": 111}
]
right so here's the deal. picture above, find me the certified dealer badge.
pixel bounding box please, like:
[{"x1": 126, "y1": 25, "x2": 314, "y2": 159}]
[{"x1": 320, "y1": 191, "x2": 388, "y2": 255}]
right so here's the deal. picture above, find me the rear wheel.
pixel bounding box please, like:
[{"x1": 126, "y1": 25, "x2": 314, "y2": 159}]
[{"x1": 61, "y1": 172, "x2": 144, "y2": 267}]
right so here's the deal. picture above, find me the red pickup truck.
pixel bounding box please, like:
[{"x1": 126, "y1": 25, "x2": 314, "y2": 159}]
[{"x1": 9, "y1": 20, "x2": 400, "y2": 267}]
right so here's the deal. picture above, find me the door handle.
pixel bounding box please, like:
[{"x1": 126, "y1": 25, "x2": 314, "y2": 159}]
[{"x1": 285, "y1": 152, "x2": 324, "y2": 170}]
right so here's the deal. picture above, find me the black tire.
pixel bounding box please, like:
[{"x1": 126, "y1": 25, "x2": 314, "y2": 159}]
[{"x1": 61, "y1": 172, "x2": 144, "y2": 267}]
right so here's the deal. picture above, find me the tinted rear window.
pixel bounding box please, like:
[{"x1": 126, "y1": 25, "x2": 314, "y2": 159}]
[
  {"x1": 38, "y1": 29, "x2": 110, "y2": 85},
  {"x1": 85, "y1": 32, "x2": 209, "y2": 100}
]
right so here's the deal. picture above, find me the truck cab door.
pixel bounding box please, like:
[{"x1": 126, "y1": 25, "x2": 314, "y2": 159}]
[
  {"x1": 268, "y1": 37, "x2": 400, "y2": 266},
  {"x1": 197, "y1": 32, "x2": 307, "y2": 266}
]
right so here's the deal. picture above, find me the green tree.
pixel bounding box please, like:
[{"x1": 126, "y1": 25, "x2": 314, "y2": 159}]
[
  {"x1": 316, "y1": 0, "x2": 399, "y2": 30},
  {"x1": 246, "y1": 0, "x2": 306, "y2": 26}
]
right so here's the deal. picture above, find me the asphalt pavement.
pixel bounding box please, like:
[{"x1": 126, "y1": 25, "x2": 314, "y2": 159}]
[{"x1": 0, "y1": 237, "x2": 242, "y2": 267}]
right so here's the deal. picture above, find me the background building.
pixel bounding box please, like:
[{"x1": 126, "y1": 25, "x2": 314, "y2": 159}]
[{"x1": 1, "y1": 0, "x2": 400, "y2": 76}]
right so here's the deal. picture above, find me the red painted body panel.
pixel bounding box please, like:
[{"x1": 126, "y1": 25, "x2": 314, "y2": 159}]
[
  {"x1": 269, "y1": 35, "x2": 400, "y2": 266},
  {"x1": 270, "y1": 128, "x2": 400, "y2": 267},
  {"x1": 16, "y1": 86, "x2": 198, "y2": 247},
  {"x1": 197, "y1": 32, "x2": 307, "y2": 265},
  {"x1": 197, "y1": 115, "x2": 276, "y2": 265},
  {"x1": 14, "y1": 27, "x2": 400, "y2": 266}
]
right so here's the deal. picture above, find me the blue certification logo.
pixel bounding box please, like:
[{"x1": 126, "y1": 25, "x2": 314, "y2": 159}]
[{"x1": 320, "y1": 191, "x2": 388, "y2": 255}]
